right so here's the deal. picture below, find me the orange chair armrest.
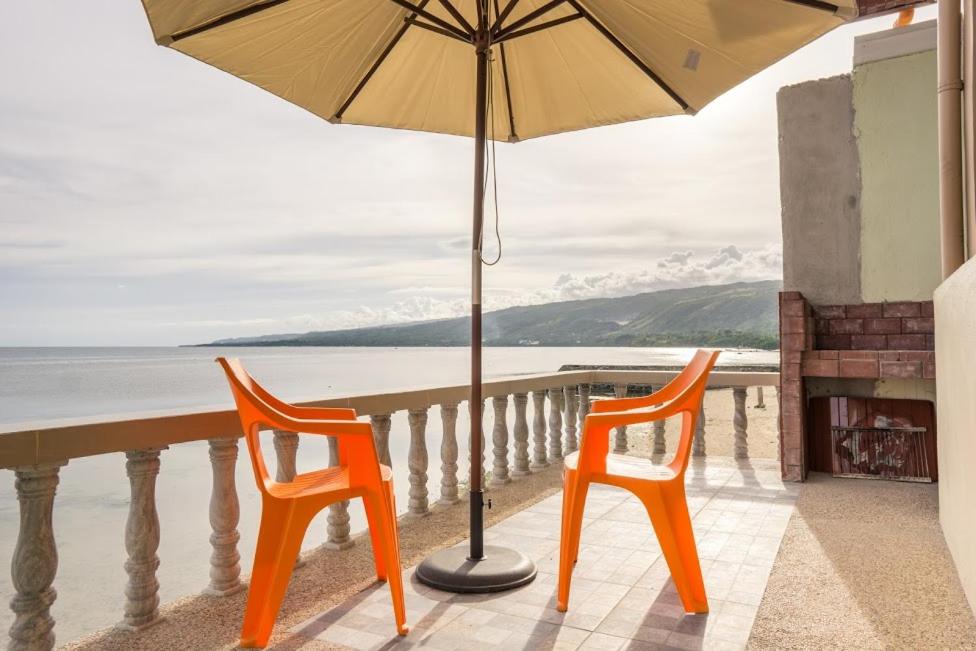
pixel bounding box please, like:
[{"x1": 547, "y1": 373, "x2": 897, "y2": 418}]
[
  {"x1": 287, "y1": 406, "x2": 357, "y2": 420},
  {"x1": 591, "y1": 394, "x2": 664, "y2": 413},
  {"x1": 278, "y1": 416, "x2": 374, "y2": 438},
  {"x1": 586, "y1": 402, "x2": 684, "y2": 429}
]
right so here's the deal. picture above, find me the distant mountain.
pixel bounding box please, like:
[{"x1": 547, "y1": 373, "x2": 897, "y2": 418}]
[{"x1": 203, "y1": 280, "x2": 782, "y2": 349}]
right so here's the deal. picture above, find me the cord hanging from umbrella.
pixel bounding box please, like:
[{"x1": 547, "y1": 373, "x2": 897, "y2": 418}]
[{"x1": 481, "y1": 41, "x2": 502, "y2": 267}]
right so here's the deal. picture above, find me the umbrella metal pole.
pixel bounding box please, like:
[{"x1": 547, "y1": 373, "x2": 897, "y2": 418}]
[
  {"x1": 469, "y1": 27, "x2": 488, "y2": 563},
  {"x1": 414, "y1": 6, "x2": 536, "y2": 594}
]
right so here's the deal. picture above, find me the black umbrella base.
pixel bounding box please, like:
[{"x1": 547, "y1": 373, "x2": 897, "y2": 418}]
[{"x1": 414, "y1": 545, "x2": 537, "y2": 594}]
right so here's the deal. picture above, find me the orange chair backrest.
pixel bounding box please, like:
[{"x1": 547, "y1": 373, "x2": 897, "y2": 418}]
[
  {"x1": 650, "y1": 349, "x2": 715, "y2": 406},
  {"x1": 666, "y1": 350, "x2": 721, "y2": 476},
  {"x1": 217, "y1": 357, "x2": 291, "y2": 495}
]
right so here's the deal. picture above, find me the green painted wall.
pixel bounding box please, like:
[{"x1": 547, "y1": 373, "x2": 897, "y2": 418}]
[{"x1": 853, "y1": 50, "x2": 941, "y2": 302}]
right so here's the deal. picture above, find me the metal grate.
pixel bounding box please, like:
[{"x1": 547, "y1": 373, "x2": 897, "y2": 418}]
[{"x1": 830, "y1": 426, "x2": 932, "y2": 483}]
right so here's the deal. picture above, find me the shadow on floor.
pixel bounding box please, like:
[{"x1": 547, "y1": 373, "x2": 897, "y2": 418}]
[{"x1": 749, "y1": 473, "x2": 976, "y2": 650}]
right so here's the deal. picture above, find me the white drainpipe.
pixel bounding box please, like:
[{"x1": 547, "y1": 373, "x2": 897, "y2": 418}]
[{"x1": 938, "y1": 0, "x2": 966, "y2": 278}]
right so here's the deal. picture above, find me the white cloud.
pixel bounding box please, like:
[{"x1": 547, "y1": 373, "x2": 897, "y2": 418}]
[
  {"x1": 658, "y1": 251, "x2": 694, "y2": 268},
  {"x1": 325, "y1": 296, "x2": 470, "y2": 330},
  {"x1": 538, "y1": 244, "x2": 781, "y2": 302},
  {"x1": 706, "y1": 245, "x2": 745, "y2": 268}
]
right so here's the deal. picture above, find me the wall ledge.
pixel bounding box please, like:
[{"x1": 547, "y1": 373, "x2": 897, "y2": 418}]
[{"x1": 854, "y1": 18, "x2": 936, "y2": 66}]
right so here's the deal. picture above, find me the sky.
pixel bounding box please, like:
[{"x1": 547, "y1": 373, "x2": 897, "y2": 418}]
[{"x1": 0, "y1": 3, "x2": 938, "y2": 346}]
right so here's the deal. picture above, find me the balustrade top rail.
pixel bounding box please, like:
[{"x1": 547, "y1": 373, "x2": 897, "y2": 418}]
[{"x1": 0, "y1": 369, "x2": 777, "y2": 469}]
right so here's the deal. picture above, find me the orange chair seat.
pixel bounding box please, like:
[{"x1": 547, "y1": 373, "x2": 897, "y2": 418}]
[
  {"x1": 563, "y1": 451, "x2": 678, "y2": 483},
  {"x1": 267, "y1": 464, "x2": 393, "y2": 499}
]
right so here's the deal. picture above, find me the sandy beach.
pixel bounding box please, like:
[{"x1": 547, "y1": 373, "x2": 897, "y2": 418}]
[{"x1": 626, "y1": 386, "x2": 780, "y2": 461}]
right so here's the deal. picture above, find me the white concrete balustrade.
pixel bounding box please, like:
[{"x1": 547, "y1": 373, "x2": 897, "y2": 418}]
[
  {"x1": 0, "y1": 369, "x2": 776, "y2": 650},
  {"x1": 205, "y1": 437, "x2": 244, "y2": 596},
  {"x1": 437, "y1": 402, "x2": 460, "y2": 505}
]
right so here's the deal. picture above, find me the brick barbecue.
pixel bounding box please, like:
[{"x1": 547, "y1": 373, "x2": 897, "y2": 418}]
[{"x1": 778, "y1": 291, "x2": 935, "y2": 481}]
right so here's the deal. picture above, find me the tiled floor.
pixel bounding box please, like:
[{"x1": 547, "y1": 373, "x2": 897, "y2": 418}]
[{"x1": 291, "y1": 458, "x2": 797, "y2": 651}]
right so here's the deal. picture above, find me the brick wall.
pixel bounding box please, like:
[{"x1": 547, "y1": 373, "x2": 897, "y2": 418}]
[
  {"x1": 813, "y1": 301, "x2": 934, "y2": 351},
  {"x1": 779, "y1": 292, "x2": 811, "y2": 482},
  {"x1": 803, "y1": 350, "x2": 936, "y2": 380},
  {"x1": 778, "y1": 291, "x2": 936, "y2": 482}
]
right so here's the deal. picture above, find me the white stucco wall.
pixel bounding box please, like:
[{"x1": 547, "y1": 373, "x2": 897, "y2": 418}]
[{"x1": 934, "y1": 257, "x2": 976, "y2": 614}]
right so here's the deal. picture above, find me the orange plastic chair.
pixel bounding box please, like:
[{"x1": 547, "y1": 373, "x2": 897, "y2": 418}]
[
  {"x1": 216, "y1": 357, "x2": 408, "y2": 648},
  {"x1": 557, "y1": 349, "x2": 720, "y2": 615}
]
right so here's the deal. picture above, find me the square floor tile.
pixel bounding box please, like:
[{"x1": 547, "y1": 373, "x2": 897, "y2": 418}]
[{"x1": 288, "y1": 458, "x2": 794, "y2": 651}]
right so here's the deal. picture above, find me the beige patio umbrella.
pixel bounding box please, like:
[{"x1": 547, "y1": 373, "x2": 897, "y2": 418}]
[{"x1": 140, "y1": 0, "x2": 853, "y2": 593}]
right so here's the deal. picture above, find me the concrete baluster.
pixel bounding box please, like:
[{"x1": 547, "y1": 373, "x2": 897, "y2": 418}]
[
  {"x1": 120, "y1": 447, "x2": 166, "y2": 631},
  {"x1": 693, "y1": 405, "x2": 707, "y2": 457},
  {"x1": 563, "y1": 386, "x2": 579, "y2": 453},
  {"x1": 490, "y1": 395, "x2": 511, "y2": 486},
  {"x1": 577, "y1": 384, "x2": 590, "y2": 446},
  {"x1": 530, "y1": 390, "x2": 549, "y2": 469},
  {"x1": 370, "y1": 414, "x2": 393, "y2": 468},
  {"x1": 205, "y1": 438, "x2": 243, "y2": 596},
  {"x1": 613, "y1": 384, "x2": 629, "y2": 453},
  {"x1": 438, "y1": 402, "x2": 460, "y2": 504},
  {"x1": 548, "y1": 388, "x2": 564, "y2": 460},
  {"x1": 407, "y1": 407, "x2": 430, "y2": 516},
  {"x1": 734, "y1": 388, "x2": 749, "y2": 459},
  {"x1": 8, "y1": 461, "x2": 66, "y2": 651},
  {"x1": 512, "y1": 393, "x2": 531, "y2": 476},
  {"x1": 272, "y1": 429, "x2": 298, "y2": 483},
  {"x1": 652, "y1": 386, "x2": 667, "y2": 456},
  {"x1": 272, "y1": 430, "x2": 306, "y2": 566},
  {"x1": 324, "y1": 436, "x2": 354, "y2": 550}
]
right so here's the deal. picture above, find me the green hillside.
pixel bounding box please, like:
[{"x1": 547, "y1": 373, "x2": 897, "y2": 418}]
[{"x1": 205, "y1": 280, "x2": 782, "y2": 349}]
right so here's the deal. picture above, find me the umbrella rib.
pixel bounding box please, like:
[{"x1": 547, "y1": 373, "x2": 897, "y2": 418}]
[
  {"x1": 567, "y1": 0, "x2": 690, "y2": 112},
  {"x1": 494, "y1": 13, "x2": 583, "y2": 44},
  {"x1": 387, "y1": 0, "x2": 471, "y2": 41},
  {"x1": 167, "y1": 0, "x2": 293, "y2": 43},
  {"x1": 437, "y1": 0, "x2": 475, "y2": 35},
  {"x1": 407, "y1": 17, "x2": 472, "y2": 44},
  {"x1": 494, "y1": 0, "x2": 567, "y2": 40},
  {"x1": 493, "y1": 0, "x2": 518, "y2": 140},
  {"x1": 334, "y1": 0, "x2": 434, "y2": 122},
  {"x1": 491, "y1": 0, "x2": 521, "y2": 34}
]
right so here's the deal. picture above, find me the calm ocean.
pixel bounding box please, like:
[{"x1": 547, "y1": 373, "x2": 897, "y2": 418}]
[{"x1": 0, "y1": 346, "x2": 777, "y2": 641}]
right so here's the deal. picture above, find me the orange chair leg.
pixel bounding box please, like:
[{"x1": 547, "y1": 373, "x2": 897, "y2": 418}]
[
  {"x1": 640, "y1": 485, "x2": 708, "y2": 614},
  {"x1": 557, "y1": 472, "x2": 589, "y2": 612},
  {"x1": 368, "y1": 491, "x2": 408, "y2": 636},
  {"x1": 385, "y1": 482, "x2": 403, "y2": 562},
  {"x1": 557, "y1": 471, "x2": 575, "y2": 612},
  {"x1": 558, "y1": 469, "x2": 575, "y2": 566},
  {"x1": 240, "y1": 502, "x2": 309, "y2": 648},
  {"x1": 363, "y1": 492, "x2": 389, "y2": 582},
  {"x1": 385, "y1": 486, "x2": 408, "y2": 636}
]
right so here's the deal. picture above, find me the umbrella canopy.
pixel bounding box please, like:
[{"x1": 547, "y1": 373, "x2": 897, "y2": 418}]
[
  {"x1": 141, "y1": 0, "x2": 852, "y2": 141},
  {"x1": 139, "y1": 0, "x2": 853, "y2": 594}
]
